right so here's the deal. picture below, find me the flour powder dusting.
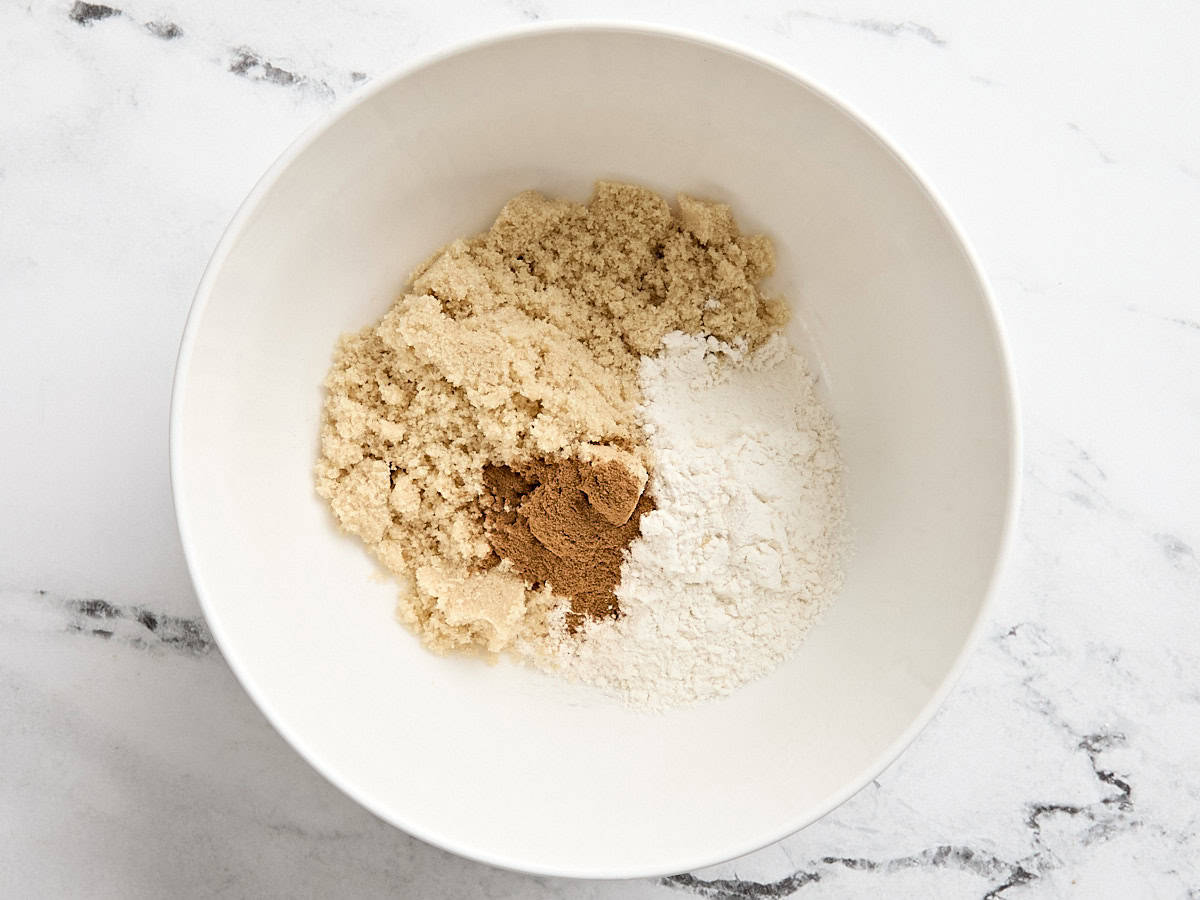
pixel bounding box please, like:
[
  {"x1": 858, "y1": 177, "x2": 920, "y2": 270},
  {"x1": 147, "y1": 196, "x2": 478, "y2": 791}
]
[{"x1": 551, "y1": 331, "x2": 847, "y2": 708}]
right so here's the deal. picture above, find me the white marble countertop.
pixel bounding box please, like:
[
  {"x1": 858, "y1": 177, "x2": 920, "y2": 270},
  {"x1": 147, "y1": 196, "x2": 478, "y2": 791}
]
[{"x1": 3, "y1": 1, "x2": 1198, "y2": 896}]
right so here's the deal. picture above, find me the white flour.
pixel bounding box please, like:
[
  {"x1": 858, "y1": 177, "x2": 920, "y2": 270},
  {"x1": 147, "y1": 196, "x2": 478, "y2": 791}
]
[{"x1": 554, "y1": 331, "x2": 846, "y2": 709}]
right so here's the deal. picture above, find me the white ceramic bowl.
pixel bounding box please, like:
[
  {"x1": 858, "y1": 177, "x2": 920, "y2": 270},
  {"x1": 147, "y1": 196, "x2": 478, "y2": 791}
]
[{"x1": 171, "y1": 23, "x2": 1018, "y2": 879}]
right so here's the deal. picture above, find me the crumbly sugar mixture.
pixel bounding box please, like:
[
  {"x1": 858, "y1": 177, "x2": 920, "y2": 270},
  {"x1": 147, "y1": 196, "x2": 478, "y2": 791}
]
[{"x1": 315, "y1": 182, "x2": 786, "y2": 658}]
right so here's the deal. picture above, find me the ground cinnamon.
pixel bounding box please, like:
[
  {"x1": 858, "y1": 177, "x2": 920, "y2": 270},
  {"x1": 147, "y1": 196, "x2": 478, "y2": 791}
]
[{"x1": 482, "y1": 451, "x2": 653, "y2": 626}]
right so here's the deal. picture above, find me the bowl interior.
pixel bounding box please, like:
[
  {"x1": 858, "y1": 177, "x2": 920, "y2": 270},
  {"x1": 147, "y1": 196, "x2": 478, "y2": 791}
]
[{"x1": 173, "y1": 27, "x2": 1015, "y2": 877}]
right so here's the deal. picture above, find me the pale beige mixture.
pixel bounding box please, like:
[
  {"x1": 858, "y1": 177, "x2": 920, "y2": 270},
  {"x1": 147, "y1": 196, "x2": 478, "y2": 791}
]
[{"x1": 315, "y1": 182, "x2": 784, "y2": 654}]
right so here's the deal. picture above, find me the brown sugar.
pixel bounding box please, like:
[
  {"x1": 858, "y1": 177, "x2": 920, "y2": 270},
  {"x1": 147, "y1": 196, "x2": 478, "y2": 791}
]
[{"x1": 482, "y1": 453, "x2": 654, "y2": 627}]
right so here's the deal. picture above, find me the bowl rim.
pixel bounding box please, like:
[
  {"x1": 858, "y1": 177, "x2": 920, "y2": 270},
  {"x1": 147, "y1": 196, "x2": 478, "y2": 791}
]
[{"x1": 170, "y1": 20, "x2": 1022, "y2": 881}]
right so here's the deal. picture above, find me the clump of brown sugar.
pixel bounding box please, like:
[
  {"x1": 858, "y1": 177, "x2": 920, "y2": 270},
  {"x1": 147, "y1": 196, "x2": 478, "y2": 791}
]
[{"x1": 315, "y1": 181, "x2": 785, "y2": 655}]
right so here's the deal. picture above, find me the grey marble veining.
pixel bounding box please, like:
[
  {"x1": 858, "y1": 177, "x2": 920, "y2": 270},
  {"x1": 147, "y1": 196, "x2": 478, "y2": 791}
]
[{"x1": 2, "y1": 0, "x2": 1199, "y2": 896}]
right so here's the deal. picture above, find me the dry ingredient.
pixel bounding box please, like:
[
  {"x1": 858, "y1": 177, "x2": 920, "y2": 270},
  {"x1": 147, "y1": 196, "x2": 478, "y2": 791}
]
[
  {"x1": 546, "y1": 332, "x2": 846, "y2": 708},
  {"x1": 315, "y1": 182, "x2": 783, "y2": 656},
  {"x1": 315, "y1": 181, "x2": 847, "y2": 708},
  {"x1": 482, "y1": 451, "x2": 653, "y2": 627}
]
